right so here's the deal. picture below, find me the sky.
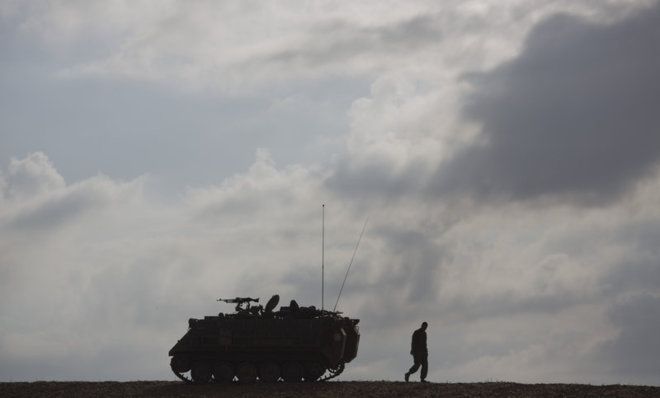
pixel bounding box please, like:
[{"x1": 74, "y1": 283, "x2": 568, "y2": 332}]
[{"x1": 1, "y1": 0, "x2": 660, "y2": 385}]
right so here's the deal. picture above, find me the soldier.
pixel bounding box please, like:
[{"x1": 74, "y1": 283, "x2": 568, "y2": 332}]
[{"x1": 404, "y1": 321, "x2": 428, "y2": 382}]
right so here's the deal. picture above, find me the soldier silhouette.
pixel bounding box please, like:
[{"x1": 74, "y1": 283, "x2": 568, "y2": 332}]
[{"x1": 404, "y1": 321, "x2": 428, "y2": 382}]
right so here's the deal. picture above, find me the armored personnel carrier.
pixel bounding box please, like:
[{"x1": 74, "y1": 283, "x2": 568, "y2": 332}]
[{"x1": 168, "y1": 294, "x2": 360, "y2": 383}]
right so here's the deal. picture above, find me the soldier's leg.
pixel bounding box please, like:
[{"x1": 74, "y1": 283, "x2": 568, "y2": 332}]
[
  {"x1": 420, "y1": 355, "x2": 428, "y2": 380},
  {"x1": 408, "y1": 357, "x2": 421, "y2": 374}
]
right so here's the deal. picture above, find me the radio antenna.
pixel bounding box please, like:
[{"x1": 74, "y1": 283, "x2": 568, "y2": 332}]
[
  {"x1": 321, "y1": 204, "x2": 325, "y2": 311},
  {"x1": 334, "y1": 216, "x2": 368, "y2": 312}
]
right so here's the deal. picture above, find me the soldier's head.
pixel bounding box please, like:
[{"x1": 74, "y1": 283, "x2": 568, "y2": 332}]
[{"x1": 421, "y1": 321, "x2": 428, "y2": 330}]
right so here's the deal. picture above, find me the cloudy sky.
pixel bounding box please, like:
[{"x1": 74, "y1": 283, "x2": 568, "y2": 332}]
[{"x1": 1, "y1": 0, "x2": 660, "y2": 385}]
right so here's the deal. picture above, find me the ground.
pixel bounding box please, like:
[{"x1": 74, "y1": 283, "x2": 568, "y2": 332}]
[{"x1": 1, "y1": 381, "x2": 659, "y2": 398}]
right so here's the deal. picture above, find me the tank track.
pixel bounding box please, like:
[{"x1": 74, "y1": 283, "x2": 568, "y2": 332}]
[
  {"x1": 171, "y1": 362, "x2": 345, "y2": 384},
  {"x1": 318, "y1": 363, "x2": 345, "y2": 381},
  {"x1": 172, "y1": 368, "x2": 193, "y2": 384}
]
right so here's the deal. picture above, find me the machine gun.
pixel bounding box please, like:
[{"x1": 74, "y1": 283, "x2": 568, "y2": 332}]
[{"x1": 217, "y1": 297, "x2": 262, "y2": 315}]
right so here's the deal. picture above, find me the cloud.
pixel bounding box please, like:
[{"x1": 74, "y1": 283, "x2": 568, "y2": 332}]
[
  {"x1": 0, "y1": 152, "x2": 144, "y2": 233},
  {"x1": 256, "y1": 15, "x2": 443, "y2": 73},
  {"x1": 3, "y1": 152, "x2": 64, "y2": 199},
  {"x1": 323, "y1": 2, "x2": 659, "y2": 203},
  {"x1": 31, "y1": 2, "x2": 445, "y2": 92},
  {"x1": 433, "y1": 3, "x2": 660, "y2": 203}
]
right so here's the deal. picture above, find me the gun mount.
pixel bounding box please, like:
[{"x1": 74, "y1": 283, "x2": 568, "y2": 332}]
[{"x1": 217, "y1": 297, "x2": 262, "y2": 316}]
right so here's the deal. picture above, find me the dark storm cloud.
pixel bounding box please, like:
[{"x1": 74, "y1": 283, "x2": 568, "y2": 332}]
[{"x1": 434, "y1": 3, "x2": 660, "y2": 202}]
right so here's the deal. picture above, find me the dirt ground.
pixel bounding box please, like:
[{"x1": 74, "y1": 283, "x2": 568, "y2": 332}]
[{"x1": 1, "y1": 381, "x2": 659, "y2": 398}]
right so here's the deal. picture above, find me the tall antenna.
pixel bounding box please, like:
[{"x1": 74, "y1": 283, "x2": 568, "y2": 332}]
[
  {"x1": 334, "y1": 216, "x2": 368, "y2": 312},
  {"x1": 321, "y1": 203, "x2": 325, "y2": 310}
]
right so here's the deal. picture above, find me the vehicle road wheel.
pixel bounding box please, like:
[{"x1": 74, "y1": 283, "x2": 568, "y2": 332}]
[
  {"x1": 213, "y1": 362, "x2": 234, "y2": 383},
  {"x1": 191, "y1": 362, "x2": 212, "y2": 384},
  {"x1": 259, "y1": 361, "x2": 280, "y2": 383},
  {"x1": 304, "y1": 362, "x2": 325, "y2": 382},
  {"x1": 236, "y1": 362, "x2": 257, "y2": 383},
  {"x1": 282, "y1": 362, "x2": 302, "y2": 382}
]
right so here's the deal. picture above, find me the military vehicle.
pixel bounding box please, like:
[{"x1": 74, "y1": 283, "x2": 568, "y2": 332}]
[{"x1": 168, "y1": 294, "x2": 360, "y2": 383}]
